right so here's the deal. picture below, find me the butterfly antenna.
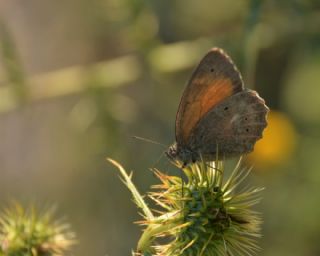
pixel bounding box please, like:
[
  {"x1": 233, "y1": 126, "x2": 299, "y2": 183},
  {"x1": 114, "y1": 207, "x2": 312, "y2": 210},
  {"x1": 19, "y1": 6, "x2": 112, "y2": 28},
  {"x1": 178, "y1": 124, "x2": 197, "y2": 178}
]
[{"x1": 132, "y1": 136, "x2": 167, "y2": 148}]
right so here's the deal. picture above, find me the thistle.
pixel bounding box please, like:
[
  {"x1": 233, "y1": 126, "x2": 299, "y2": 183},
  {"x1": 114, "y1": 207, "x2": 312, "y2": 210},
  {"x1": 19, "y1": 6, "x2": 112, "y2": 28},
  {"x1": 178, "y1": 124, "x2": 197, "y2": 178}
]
[
  {"x1": 108, "y1": 158, "x2": 263, "y2": 256},
  {"x1": 0, "y1": 203, "x2": 76, "y2": 256}
]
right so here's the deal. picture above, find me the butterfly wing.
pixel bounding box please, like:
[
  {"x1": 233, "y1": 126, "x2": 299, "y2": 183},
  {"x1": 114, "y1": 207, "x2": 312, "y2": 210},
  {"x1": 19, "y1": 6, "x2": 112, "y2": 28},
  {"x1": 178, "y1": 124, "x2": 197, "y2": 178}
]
[
  {"x1": 175, "y1": 48, "x2": 244, "y2": 146},
  {"x1": 188, "y1": 89, "x2": 269, "y2": 159}
]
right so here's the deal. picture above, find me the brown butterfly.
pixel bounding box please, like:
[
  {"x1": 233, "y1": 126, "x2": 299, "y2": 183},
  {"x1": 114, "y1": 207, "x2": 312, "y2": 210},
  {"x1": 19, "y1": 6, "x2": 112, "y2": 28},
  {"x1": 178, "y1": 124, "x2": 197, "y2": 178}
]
[{"x1": 165, "y1": 48, "x2": 269, "y2": 167}]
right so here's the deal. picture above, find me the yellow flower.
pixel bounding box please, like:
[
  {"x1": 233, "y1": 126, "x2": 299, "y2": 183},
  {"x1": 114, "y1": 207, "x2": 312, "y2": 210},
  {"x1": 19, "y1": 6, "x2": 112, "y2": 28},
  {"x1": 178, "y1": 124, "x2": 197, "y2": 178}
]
[{"x1": 247, "y1": 110, "x2": 297, "y2": 169}]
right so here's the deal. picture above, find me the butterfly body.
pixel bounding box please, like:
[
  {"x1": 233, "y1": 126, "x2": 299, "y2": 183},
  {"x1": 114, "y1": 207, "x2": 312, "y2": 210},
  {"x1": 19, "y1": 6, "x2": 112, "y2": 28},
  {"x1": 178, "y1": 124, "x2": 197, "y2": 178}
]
[{"x1": 166, "y1": 48, "x2": 269, "y2": 167}]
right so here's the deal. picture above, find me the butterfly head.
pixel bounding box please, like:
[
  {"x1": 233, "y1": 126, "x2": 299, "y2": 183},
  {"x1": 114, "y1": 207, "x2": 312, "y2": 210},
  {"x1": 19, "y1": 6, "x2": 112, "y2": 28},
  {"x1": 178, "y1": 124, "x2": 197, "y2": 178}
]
[{"x1": 166, "y1": 143, "x2": 197, "y2": 168}]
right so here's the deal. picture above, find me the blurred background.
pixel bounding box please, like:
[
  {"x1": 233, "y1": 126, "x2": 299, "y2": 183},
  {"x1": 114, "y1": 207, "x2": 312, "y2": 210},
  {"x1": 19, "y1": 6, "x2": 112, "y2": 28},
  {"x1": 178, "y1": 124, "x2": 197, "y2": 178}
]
[{"x1": 0, "y1": 0, "x2": 320, "y2": 255}]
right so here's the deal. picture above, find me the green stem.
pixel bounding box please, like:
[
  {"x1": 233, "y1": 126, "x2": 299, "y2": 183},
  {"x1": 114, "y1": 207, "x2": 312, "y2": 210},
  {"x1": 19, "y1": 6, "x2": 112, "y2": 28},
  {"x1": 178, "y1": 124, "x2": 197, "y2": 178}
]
[
  {"x1": 0, "y1": 21, "x2": 29, "y2": 105},
  {"x1": 242, "y1": 0, "x2": 264, "y2": 87}
]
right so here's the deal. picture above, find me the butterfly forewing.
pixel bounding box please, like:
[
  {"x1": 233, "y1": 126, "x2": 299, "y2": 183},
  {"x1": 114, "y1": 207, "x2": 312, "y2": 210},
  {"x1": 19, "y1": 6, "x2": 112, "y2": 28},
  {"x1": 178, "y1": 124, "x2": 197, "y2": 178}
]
[{"x1": 175, "y1": 48, "x2": 244, "y2": 146}]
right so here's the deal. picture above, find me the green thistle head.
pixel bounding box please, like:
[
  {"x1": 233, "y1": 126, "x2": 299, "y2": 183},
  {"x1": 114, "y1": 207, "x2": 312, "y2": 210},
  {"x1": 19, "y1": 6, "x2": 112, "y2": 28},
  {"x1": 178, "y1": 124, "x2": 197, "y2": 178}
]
[
  {"x1": 109, "y1": 158, "x2": 263, "y2": 256},
  {"x1": 148, "y1": 160, "x2": 262, "y2": 256},
  {"x1": 0, "y1": 203, "x2": 76, "y2": 256}
]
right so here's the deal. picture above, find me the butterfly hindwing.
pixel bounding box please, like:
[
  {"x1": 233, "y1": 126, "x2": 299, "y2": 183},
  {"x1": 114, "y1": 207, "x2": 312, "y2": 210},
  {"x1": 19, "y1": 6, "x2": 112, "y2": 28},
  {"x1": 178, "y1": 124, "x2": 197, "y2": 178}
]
[{"x1": 188, "y1": 89, "x2": 269, "y2": 159}]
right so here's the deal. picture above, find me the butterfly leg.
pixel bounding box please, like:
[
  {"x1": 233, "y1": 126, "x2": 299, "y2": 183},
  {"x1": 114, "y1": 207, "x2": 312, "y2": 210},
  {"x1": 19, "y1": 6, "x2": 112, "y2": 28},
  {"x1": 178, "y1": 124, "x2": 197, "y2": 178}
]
[{"x1": 182, "y1": 161, "x2": 188, "y2": 168}]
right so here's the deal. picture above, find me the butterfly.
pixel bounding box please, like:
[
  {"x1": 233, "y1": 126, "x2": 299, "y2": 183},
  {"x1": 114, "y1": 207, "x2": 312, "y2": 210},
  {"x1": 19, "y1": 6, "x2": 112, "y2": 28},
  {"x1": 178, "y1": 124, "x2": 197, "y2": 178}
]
[{"x1": 165, "y1": 48, "x2": 269, "y2": 167}]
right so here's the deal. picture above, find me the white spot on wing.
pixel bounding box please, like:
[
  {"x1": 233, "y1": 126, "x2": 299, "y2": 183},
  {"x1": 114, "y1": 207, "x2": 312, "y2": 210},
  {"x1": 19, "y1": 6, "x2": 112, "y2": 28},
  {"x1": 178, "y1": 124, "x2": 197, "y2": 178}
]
[{"x1": 230, "y1": 114, "x2": 240, "y2": 124}]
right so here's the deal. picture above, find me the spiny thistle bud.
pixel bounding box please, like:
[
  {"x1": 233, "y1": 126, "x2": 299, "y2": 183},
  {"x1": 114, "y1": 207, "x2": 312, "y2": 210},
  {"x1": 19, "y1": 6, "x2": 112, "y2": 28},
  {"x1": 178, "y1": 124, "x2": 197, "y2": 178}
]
[
  {"x1": 108, "y1": 158, "x2": 263, "y2": 256},
  {"x1": 0, "y1": 203, "x2": 76, "y2": 256}
]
